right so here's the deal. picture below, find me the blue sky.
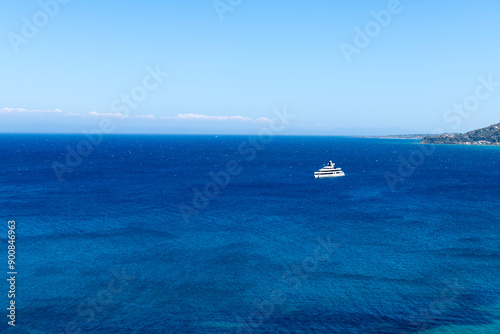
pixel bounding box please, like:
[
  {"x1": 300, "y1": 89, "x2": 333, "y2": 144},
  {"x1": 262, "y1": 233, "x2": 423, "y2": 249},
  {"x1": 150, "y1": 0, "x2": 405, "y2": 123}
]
[{"x1": 1, "y1": 0, "x2": 499, "y2": 135}]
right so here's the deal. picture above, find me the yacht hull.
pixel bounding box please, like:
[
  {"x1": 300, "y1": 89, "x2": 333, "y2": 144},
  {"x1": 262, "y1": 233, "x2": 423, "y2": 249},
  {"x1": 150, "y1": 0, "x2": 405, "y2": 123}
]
[{"x1": 314, "y1": 172, "x2": 345, "y2": 179}]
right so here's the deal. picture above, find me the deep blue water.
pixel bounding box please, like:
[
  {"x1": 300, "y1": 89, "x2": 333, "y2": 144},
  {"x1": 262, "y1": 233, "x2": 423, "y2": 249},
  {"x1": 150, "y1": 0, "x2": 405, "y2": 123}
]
[{"x1": 1, "y1": 134, "x2": 499, "y2": 333}]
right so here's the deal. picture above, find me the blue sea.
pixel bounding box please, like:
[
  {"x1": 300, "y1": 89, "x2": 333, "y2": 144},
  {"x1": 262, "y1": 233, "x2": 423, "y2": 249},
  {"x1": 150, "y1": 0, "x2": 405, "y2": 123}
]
[{"x1": 1, "y1": 134, "x2": 499, "y2": 334}]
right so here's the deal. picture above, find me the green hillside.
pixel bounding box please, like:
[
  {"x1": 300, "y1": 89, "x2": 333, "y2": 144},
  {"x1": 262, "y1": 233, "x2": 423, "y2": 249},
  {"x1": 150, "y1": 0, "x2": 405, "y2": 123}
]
[{"x1": 421, "y1": 123, "x2": 500, "y2": 146}]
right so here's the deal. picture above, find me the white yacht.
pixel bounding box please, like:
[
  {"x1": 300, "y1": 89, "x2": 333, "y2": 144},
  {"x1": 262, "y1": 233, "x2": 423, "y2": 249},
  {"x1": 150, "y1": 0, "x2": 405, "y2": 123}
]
[{"x1": 314, "y1": 160, "x2": 345, "y2": 178}]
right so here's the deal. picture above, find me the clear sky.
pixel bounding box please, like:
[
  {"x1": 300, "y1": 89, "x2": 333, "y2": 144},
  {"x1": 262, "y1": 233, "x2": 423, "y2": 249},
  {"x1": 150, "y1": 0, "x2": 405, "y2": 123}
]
[{"x1": 1, "y1": 0, "x2": 499, "y2": 135}]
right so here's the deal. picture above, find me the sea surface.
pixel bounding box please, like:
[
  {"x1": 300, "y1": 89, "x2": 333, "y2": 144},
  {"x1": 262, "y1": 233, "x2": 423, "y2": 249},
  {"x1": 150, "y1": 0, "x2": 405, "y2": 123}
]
[{"x1": 1, "y1": 134, "x2": 499, "y2": 334}]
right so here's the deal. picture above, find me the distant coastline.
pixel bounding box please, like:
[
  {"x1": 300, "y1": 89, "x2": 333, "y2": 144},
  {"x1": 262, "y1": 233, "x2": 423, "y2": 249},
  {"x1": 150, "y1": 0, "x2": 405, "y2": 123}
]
[
  {"x1": 358, "y1": 122, "x2": 500, "y2": 146},
  {"x1": 421, "y1": 122, "x2": 500, "y2": 146},
  {"x1": 357, "y1": 134, "x2": 427, "y2": 140}
]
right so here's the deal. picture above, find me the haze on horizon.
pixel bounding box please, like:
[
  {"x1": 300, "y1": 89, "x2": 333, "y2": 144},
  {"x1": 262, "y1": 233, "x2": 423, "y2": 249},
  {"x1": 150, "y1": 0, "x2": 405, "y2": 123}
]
[{"x1": 1, "y1": 0, "x2": 499, "y2": 135}]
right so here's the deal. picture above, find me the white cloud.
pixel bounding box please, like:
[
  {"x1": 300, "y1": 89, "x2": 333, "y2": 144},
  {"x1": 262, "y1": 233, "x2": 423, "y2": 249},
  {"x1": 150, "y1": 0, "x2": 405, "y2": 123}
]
[
  {"x1": 0, "y1": 107, "x2": 63, "y2": 113},
  {"x1": 89, "y1": 111, "x2": 128, "y2": 118},
  {"x1": 132, "y1": 114, "x2": 156, "y2": 119},
  {"x1": 0, "y1": 109, "x2": 271, "y2": 125},
  {"x1": 161, "y1": 113, "x2": 269, "y2": 122}
]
